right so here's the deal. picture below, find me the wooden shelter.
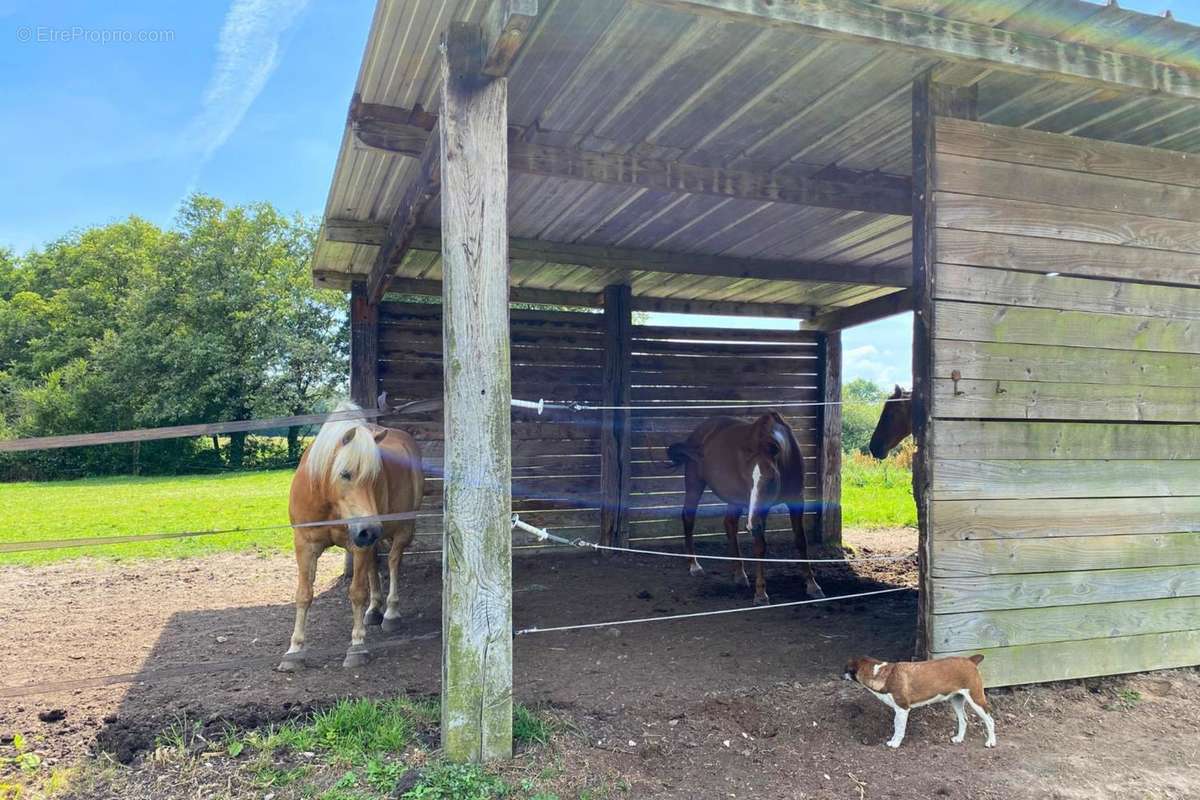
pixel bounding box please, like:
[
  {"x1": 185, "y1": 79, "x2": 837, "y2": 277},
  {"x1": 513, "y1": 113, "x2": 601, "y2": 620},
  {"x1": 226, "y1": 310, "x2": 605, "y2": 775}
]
[{"x1": 313, "y1": 0, "x2": 1200, "y2": 762}]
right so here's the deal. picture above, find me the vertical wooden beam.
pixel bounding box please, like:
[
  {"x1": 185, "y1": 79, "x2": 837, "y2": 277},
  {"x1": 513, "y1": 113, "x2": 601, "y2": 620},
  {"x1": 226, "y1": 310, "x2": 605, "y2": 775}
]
[
  {"x1": 349, "y1": 280, "x2": 380, "y2": 410},
  {"x1": 817, "y1": 331, "x2": 842, "y2": 547},
  {"x1": 599, "y1": 284, "x2": 633, "y2": 548},
  {"x1": 347, "y1": 281, "x2": 380, "y2": 577},
  {"x1": 439, "y1": 23, "x2": 513, "y2": 764},
  {"x1": 911, "y1": 71, "x2": 976, "y2": 659}
]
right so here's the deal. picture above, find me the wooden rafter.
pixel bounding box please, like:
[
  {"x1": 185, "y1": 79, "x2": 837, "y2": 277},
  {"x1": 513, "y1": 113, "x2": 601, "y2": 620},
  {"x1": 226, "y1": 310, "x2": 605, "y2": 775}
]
[
  {"x1": 636, "y1": 0, "x2": 1200, "y2": 101},
  {"x1": 364, "y1": 131, "x2": 440, "y2": 303},
  {"x1": 348, "y1": 105, "x2": 912, "y2": 215},
  {"x1": 313, "y1": 272, "x2": 821, "y2": 319},
  {"x1": 804, "y1": 288, "x2": 915, "y2": 331},
  {"x1": 325, "y1": 222, "x2": 911, "y2": 287}
]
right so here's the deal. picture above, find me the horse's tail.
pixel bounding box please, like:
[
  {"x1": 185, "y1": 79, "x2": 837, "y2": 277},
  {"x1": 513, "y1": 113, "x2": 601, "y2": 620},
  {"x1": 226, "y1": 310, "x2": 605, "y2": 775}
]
[{"x1": 666, "y1": 441, "x2": 700, "y2": 469}]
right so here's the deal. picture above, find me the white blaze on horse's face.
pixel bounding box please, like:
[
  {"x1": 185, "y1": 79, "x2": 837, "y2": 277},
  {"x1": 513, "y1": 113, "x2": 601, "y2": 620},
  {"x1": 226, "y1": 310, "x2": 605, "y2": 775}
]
[{"x1": 322, "y1": 424, "x2": 386, "y2": 549}]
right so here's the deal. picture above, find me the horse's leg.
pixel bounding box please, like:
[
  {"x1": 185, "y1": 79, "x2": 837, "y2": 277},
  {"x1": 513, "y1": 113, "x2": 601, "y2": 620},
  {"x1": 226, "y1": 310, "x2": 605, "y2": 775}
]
[
  {"x1": 382, "y1": 524, "x2": 412, "y2": 633},
  {"x1": 364, "y1": 547, "x2": 384, "y2": 627},
  {"x1": 724, "y1": 505, "x2": 750, "y2": 590},
  {"x1": 682, "y1": 471, "x2": 706, "y2": 576},
  {"x1": 344, "y1": 547, "x2": 373, "y2": 668},
  {"x1": 751, "y1": 518, "x2": 770, "y2": 606},
  {"x1": 789, "y1": 503, "x2": 825, "y2": 598},
  {"x1": 279, "y1": 536, "x2": 323, "y2": 672}
]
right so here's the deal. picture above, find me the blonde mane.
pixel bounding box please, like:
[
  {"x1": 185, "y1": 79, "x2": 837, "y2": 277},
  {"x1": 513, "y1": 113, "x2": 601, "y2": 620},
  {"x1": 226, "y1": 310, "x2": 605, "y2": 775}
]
[{"x1": 305, "y1": 401, "x2": 382, "y2": 485}]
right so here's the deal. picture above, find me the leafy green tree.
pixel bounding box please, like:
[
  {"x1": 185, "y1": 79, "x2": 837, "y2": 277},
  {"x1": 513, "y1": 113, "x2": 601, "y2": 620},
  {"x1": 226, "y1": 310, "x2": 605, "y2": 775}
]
[
  {"x1": 0, "y1": 195, "x2": 347, "y2": 478},
  {"x1": 842, "y1": 377, "x2": 886, "y2": 454}
]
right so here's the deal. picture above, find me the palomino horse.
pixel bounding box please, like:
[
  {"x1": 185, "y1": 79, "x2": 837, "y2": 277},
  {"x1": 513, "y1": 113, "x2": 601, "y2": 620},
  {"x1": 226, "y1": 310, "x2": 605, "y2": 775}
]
[
  {"x1": 667, "y1": 412, "x2": 824, "y2": 605},
  {"x1": 278, "y1": 401, "x2": 424, "y2": 671},
  {"x1": 869, "y1": 386, "x2": 912, "y2": 459}
]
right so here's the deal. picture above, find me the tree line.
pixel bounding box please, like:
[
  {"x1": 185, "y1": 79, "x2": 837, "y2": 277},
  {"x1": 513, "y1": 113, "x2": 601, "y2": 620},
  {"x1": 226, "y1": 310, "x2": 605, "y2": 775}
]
[{"x1": 0, "y1": 195, "x2": 347, "y2": 480}]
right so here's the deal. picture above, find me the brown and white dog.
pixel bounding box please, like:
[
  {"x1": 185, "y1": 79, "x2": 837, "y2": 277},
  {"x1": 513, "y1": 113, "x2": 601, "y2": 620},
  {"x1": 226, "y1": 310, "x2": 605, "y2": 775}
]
[{"x1": 843, "y1": 655, "x2": 996, "y2": 748}]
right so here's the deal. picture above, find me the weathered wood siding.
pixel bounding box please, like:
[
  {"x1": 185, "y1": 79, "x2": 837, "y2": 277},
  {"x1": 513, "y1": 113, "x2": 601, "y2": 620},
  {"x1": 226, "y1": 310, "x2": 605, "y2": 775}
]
[
  {"x1": 926, "y1": 117, "x2": 1200, "y2": 687},
  {"x1": 376, "y1": 302, "x2": 831, "y2": 550},
  {"x1": 625, "y1": 324, "x2": 826, "y2": 546}
]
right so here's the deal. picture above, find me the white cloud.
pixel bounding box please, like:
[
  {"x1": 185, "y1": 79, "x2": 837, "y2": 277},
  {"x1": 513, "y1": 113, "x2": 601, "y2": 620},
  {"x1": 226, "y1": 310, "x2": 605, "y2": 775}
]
[
  {"x1": 185, "y1": 0, "x2": 309, "y2": 163},
  {"x1": 842, "y1": 313, "x2": 913, "y2": 389}
]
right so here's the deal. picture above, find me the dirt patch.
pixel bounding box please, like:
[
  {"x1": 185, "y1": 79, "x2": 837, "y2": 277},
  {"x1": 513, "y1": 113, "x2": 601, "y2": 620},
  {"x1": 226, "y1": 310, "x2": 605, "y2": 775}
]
[{"x1": 4, "y1": 528, "x2": 1200, "y2": 799}]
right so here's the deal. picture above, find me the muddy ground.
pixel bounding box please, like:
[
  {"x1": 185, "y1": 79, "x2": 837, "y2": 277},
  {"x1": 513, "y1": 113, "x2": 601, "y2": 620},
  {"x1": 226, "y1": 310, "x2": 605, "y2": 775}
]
[{"x1": 3, "y1": 529, "x2": 1199, "y2": 799}]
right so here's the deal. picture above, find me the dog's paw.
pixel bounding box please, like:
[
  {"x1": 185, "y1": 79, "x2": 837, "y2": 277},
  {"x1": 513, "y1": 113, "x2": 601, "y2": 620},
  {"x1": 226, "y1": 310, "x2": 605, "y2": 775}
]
[
  {"x1": 885, "y1": 740, "x2": 902, "y2": 749},
  {"x1": 950, "y1": 735, "x2": 965, "y2": 744},
  {"x1": 985, "y1": 739, "x2": 997, "y2": 749}
]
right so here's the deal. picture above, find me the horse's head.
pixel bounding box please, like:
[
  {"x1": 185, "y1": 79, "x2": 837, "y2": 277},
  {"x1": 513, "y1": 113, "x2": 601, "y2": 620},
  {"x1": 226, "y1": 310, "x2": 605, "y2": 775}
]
[
  {"x1": 745, "y1": 412, "x2": 789, "y2": 533},
  {"x1": 868, "y1": 385, "x2": 912, "y2": 459},
  {"x1": 306, "y1": 409, "x2": 389, "y2": 549}
]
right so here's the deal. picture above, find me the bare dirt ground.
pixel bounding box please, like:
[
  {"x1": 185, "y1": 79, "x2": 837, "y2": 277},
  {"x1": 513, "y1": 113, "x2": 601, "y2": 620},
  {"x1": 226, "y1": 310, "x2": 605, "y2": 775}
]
[{"x1": 3, "y1": 529, "x2": 1200, "y2": 799}]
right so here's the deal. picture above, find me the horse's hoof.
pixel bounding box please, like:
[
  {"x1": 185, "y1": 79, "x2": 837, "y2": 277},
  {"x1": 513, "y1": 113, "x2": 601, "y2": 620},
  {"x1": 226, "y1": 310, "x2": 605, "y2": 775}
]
[
  {"x1": 381, "y1": 615, "x2": 402, "y2": 634},
  {"x1": 343, "y1": 649, "x2": 370, "y2": 669},
  {"x1": 277, "y1": 651, "x2": 307, "y2": 672},
  {"x1": 753, "y1": 594, "x2": 771, "y2": 606},
  {"x1": 365, "y1": 609, "x2": 384, "y2": 626},
  {"x1": 689, "y1": 563, "x2": 704, "y2": 577},
  {"x1": 734, "y1": 573, "x2": 751, "y2": 590},
  {"x1": 807, "y1": 583, "x2": 826, "y2": 599}
]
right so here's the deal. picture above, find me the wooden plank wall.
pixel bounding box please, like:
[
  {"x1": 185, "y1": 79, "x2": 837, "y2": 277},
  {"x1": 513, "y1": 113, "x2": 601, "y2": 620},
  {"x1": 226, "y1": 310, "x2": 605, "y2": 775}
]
[
  {"x1": 378, "y1": 301, "x2": 606, "y2": 548},
  {"x1": 624, "y1": 324, "x2": 825, "y2": 547},
  {"x1": 926, "y1": 117, "x2": 1200, "y2": 687},
  {"x1": 375, "y1": 302, "x2": 828, "y2": 551}
]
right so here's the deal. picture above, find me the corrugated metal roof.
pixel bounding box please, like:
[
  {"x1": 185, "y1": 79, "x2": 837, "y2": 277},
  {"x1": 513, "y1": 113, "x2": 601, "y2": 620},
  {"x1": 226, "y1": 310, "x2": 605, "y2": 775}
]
[{"x1": 312, "y1": 0, "x2": 1200, "y2": 312}]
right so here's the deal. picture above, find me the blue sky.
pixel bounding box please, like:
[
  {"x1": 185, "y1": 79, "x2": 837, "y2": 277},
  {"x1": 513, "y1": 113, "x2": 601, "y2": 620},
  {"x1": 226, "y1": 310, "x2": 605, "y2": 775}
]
[{"x1": 2, "y1": 0, "x2": 1196, "y2": 389}]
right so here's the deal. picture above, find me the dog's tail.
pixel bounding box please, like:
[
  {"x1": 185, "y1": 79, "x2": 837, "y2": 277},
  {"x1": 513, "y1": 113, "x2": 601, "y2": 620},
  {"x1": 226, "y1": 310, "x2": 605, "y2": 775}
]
[
  {"x1": 665, "y1": 441, "x2": 701, "y2": 469},
  {"x1": 968, "y1": 654, "x2": 985, "y2": 665}
]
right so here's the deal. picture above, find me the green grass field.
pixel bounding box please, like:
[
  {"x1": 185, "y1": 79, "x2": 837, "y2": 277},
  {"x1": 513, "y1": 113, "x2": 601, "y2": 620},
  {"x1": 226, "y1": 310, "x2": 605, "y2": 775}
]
[
  {"x1": 0, "y1": 457, "x2": 915, "y2": 566},
  {"x1": 842, "y1": 451, "x2": 918, "y2": 530},
  {"x1": 0, "y1": 470, "x2": 296, "y2": 565}
]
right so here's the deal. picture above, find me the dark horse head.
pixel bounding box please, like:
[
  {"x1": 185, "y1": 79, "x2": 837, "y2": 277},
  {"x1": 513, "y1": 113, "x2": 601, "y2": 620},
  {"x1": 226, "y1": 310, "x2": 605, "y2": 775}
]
[{"x1": 868, "y1": 385, "x2": 912, "y2": 459}]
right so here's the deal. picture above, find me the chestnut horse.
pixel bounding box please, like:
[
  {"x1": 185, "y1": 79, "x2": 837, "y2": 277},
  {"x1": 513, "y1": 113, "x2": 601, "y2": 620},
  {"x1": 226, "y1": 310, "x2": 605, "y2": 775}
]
[
  {"x1": 869, "y1": 386, "x2": 912, "y2": 459},
  {"x1": 278, "y1": 401, "x2": 424, "y2": 671},
  {"x1": 667, "y1": 412, "x2": 824, "y2": 605}
]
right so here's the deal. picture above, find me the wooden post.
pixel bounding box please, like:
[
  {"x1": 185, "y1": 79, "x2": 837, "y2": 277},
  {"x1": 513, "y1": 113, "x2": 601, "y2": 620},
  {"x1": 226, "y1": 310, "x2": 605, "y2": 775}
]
[
  {"x1": 911, "y1": 71, "x2": 976, "y2": 658},
  {"x1": 599, "y1": 284, "x2": 632, "y2": 548},
  {"x1": 817, "y1": 331, "x2": 842, "y2": 547},
  {"x1": 439, "y1": 23, "x2": 513, "y2": 763},
  {"x1": 345, "y1": 281, "x2": 380, "y2": 578},
  {"x1": 349, "y1": 280, "x2": 380, "y2": 407}
]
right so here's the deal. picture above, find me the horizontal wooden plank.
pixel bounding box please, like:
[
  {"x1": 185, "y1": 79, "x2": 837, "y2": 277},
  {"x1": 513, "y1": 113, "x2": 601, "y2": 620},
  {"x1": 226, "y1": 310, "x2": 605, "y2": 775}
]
[
  {"x1": 936, "y1": 228, "x2": 1200, "y2": 287},
  {"x1": 632, "y1": 367, "x2": 819, "y2": 384},
  {"x1": 627, "y1": 490, "x2": 819, "y2": 510},
  {"x1": 933, "y1": 377, "x2": 1200, "y2": 423},
  {"x1": 935, "y1": 117, "x2": 1200, "y2": 191},
  {"x1": 937, "y1": 193, "x2": 1200, "y2": 256},
  {"x1": 932, "y1": 596, "x2": 1200, "y2": 653},
  {"x1": 380, "y1": 302, "x2": 603, "y2": 330},
  {"x1": 632, "y1": 326, "x2": 817, "y2": 344},
  {"x1": 934, "y1": 300, "x2": 1200, "y2": 355},
  {"x1": 933, "y1": 564, "x2": 1200, "y2": 614},
  {"x1": 932, "y1": 459, "x2": 1200, "y2": 500},
  {"x1": 931, "y1": 420, "x2": 1200, "y2": 461},
  {"x1": 934, "y1": 629, "x2": 1200, "y2": 688},
  {"x1": 933, "y1": 497, "x2": 1200, "y2": 542},
  {"x1": 632, "y1": 354, "x2": 819, "y2": 373},
  {"x1": 934, "y1": 263, "x2": 1200, "y2": 320},
  {"x1": 935, "y1": 152, "x2": 1200, "y2": 223},
  {"x1": 934, "y1": 339, "x2": 1200, "y2": 389},
  {"x1": 933, "y1": 532, "x2": 1200, "y2": 578},
  {"x1": 629, "y1": 386, "x2": 819, "y2": 402},
  {"x1": 631, "y1": 340, "x2": 819, "y2": 357}
]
